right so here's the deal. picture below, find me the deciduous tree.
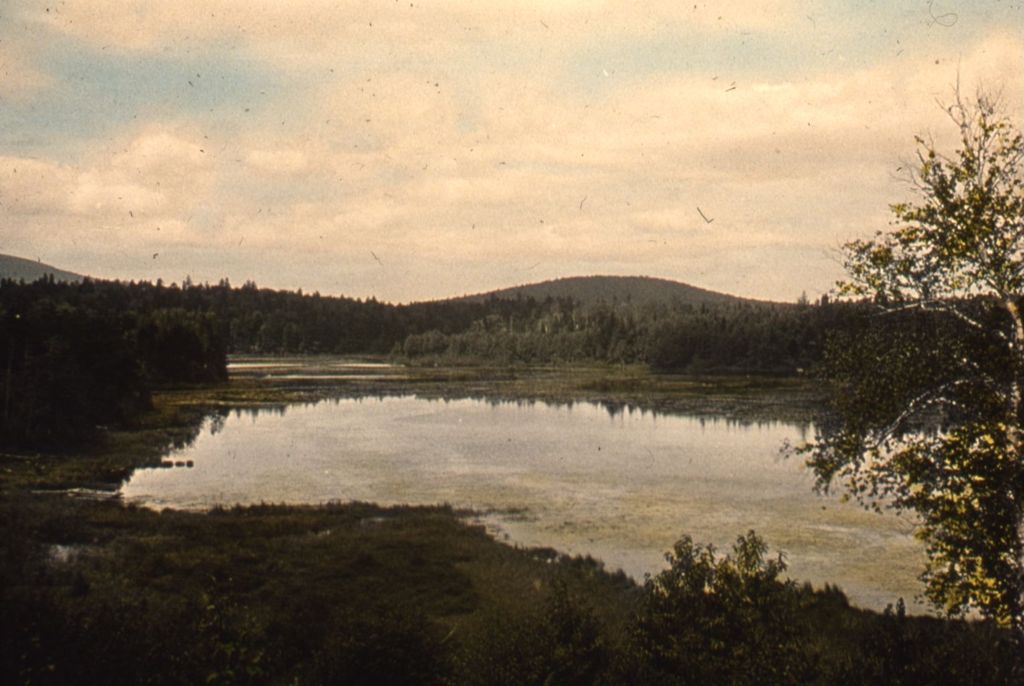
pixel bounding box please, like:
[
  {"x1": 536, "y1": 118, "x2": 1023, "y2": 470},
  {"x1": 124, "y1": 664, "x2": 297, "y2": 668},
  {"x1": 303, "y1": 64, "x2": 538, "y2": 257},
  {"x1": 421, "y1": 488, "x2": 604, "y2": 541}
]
[{"x1": 803, "y1": 90, "x2": 1024, "y2": 641}]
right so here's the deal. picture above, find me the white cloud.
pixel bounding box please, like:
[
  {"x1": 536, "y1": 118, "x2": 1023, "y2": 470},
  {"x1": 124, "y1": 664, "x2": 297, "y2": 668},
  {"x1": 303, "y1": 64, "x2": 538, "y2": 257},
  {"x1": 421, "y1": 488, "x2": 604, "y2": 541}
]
[
  {"x1": 0, "y1": 45, "x2": 51, "y2": 101},
  {"x1": 0, "y1": 156, "x2": 74, "y2": 215},
  {"x1": 245, "y1": 149, "x2": 309, "y2": 174},
  {"x1": 68, "y1": 174, "x2": 168, "y2": 215},
  {"x1": 112, "y1": 131, "x2": 211, "y2": 174}
]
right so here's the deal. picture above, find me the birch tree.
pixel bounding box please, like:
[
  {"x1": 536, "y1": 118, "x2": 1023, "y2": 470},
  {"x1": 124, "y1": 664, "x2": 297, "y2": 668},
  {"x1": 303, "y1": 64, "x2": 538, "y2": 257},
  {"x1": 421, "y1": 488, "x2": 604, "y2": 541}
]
[{"x1": 804, "y1": 91, "x2": 1024, "y2": 639}]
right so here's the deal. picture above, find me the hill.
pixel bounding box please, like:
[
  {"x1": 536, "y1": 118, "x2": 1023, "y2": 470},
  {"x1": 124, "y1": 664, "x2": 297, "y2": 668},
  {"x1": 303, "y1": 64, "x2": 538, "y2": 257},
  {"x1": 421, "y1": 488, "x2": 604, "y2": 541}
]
[
  {"x1": 449, "y1": 275, "x2": 767, "y2": 307},
  {"x1": 0, "y1": 253, "x2": 82, "y2": 284}
]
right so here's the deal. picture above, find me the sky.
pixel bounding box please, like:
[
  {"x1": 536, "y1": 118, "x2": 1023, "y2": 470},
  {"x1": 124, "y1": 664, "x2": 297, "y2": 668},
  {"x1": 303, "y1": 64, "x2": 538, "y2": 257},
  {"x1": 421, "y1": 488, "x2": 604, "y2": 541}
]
[{"x1": 0, "y1": 1, "x2": 1021, "y2": 303}]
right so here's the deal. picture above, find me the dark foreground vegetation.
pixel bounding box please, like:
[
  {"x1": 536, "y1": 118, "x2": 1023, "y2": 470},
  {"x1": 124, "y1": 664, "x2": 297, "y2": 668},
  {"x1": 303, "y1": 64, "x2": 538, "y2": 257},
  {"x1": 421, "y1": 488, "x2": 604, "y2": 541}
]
[{"x1": 2, "y1": 494, "x2": 1016, "y2": 685}]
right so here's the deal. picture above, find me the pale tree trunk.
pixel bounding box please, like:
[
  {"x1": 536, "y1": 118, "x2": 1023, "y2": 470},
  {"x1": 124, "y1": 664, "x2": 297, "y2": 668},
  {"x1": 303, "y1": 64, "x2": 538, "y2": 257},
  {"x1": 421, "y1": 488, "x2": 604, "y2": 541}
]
[{"x1": 1003, "y1": 297, "x2": 1024, "y2": 648}]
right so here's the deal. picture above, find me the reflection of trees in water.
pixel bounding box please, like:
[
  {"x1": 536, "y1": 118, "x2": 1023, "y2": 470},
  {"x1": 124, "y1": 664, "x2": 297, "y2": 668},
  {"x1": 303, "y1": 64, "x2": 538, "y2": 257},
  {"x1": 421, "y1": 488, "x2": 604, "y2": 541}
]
[
  {"x1": 165, "y1": 415, "x2": 208, "y2": 452},
  {"x1": 208, "y1": 392, "x2": 812, "y2": 435},
  {"x1": 130, "y1": 408, "x2": 212, "y2": 474},
  {"x1": 230, "y1": 405, "x2": 288, "y2": 422},
  {"x1": 208, "y1": 412, "x2": 227, "y2": 436}
]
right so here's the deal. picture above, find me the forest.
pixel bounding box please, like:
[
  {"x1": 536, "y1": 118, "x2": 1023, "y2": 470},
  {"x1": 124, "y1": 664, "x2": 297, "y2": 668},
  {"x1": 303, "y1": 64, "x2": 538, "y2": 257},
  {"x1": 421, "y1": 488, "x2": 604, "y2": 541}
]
[
  {"x1": 0, "y1": 274, "x2": 859, "y2": 448},
  {"x1": 209, "y1": 278, "x2": 846, "y2": 372},
  {"x1": 8, "y1": 276, "x2": 852, "y2": 362},
  {"x1": 0, "y1": 277, "x2": 226, "y2": 448},
  {"x1": 398, "y1": 295, "x2": 850, "y2": 371}
]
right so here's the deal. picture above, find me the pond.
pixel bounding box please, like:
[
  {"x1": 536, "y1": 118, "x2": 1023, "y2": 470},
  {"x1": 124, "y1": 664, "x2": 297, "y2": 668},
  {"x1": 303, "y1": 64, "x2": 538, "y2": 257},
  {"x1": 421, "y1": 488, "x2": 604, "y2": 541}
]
[{"x1": 121, "y1": 393, "x2": 925, "y2": 611}]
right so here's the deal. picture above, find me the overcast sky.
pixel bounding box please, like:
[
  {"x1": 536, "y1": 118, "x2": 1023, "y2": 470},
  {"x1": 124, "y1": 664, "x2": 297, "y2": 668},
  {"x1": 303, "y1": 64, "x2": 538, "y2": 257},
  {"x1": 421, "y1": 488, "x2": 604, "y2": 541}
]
[{"x1": 1, "y1": 1, "x2": 1021, "y2": 303}]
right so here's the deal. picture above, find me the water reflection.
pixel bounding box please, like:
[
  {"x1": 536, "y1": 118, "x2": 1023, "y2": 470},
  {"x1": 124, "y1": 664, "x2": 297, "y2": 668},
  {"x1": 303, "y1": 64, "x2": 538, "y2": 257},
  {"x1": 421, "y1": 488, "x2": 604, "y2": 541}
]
[
  {"x1": 205, "y1": 391, "x2": 811, "y2": 434},
  {"x1": 122, "y1": 393, "x2": 912, "y2": 611}
]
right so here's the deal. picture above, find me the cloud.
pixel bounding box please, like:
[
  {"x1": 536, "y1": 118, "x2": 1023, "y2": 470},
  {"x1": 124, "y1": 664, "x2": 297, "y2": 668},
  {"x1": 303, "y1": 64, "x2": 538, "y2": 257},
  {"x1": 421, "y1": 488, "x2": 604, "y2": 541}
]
[
  {"x1": 246, "y1": 149, "x2": 309, "y2": 174},
  {"x1": 0, "y1": 156, "x2": 74, "y2": 215},
  {"x1": 68, "y1": 174, "x2": 168, "y2": 215},
  {"x1": 112, "y1": 131, "x2": 211, "y2": 174},
  {"x1": 61, "y1": 128, "x2": 216, "y2": 225},
  {"x1": 0, "y1": 45, "x2": 51, "y2": 102},
  {"x1": 21, "y1": 0, "x2": 808, "y2": 55},
  {"x1": 2, "y1": 0, "x2": 1022, "y2": 301}
]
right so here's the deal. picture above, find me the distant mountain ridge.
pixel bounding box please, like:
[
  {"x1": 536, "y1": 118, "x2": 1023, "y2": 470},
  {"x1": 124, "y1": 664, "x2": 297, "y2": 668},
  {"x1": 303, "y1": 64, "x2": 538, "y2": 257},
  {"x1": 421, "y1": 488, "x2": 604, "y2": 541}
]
[
  {"x1": 0, "y1": 253, "x2": 770, "y2": 308},
  {"x1": 0, "y1": 254, "x2": 83, "y2": 284},
  {"x1": 448, "y1": 275, "x2": 767, "y2": 307}
]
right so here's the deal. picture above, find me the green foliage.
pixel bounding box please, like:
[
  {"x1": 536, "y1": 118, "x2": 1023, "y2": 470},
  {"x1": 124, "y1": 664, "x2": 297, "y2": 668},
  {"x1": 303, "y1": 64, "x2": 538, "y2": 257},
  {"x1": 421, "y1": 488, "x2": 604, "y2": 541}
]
[
  {"x1": 452, "y1": 581, "x2": 609, "y2": 685},
  {"x1": 2, "y1": 258, "x2": 855, "y2": 380},
  {"x1": 0, "y1": 292, "x2": 149, "y2": 446},
  {"x1": 1, "y1": 490, "x2": 1017, "y2": 685},
  {"x1": 850, "y1": 598, "x2": 1017, "y2": 686},
  {"x1": 804, "y1": 91, "x2": 1024, "y2": 637},
  {"x1": 309, "y1": 608, "x2": 448, "y2": 686},
  {"x1": 457, "y1": 275, "x2": 745, "y2": 308},
  {"x1": 0, "y1": 279, "x2": 228, "y2": 448},
  {"x1": 627, "y1": 531, "x2": 814, "y2": 685},
  {"x1": 137, "y1": 308, "x2": 227, "y2": 384},
  {"x1": 400, "y1": 297, "x2": 846, "y2": 373}
]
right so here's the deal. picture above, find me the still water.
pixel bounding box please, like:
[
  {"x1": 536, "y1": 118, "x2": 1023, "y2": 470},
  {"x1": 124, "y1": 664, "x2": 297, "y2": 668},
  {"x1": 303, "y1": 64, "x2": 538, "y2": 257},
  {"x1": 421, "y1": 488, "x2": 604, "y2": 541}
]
[{"x1": 121, "y1": 395, "x2": 924, "y2": 611}]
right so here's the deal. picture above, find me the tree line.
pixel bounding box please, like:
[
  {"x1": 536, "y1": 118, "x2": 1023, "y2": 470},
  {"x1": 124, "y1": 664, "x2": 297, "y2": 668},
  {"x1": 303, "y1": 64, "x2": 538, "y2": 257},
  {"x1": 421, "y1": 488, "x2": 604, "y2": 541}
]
[
  {"x1": 0, "y1": 272, "x2": 859, "y2": 448},
  {"x1": 0, "y1": 276, "x2": 226, "y2": 448},
  {"x1": 212, "y1": 279, "x2": 851, "y2": 373},
  {"x1": 5, "y1": 274, "x2": 855, "y2": 374},
  {"x1": 400, "y1": 296, "x2": 853, "y2": 372}
]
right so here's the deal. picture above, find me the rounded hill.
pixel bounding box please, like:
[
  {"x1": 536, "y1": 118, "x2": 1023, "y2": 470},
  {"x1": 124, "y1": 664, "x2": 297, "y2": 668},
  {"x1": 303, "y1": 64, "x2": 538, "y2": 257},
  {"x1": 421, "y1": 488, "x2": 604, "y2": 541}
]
[{"x1": 447, "y1": 275, "x2": 768, "y2": 307}]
